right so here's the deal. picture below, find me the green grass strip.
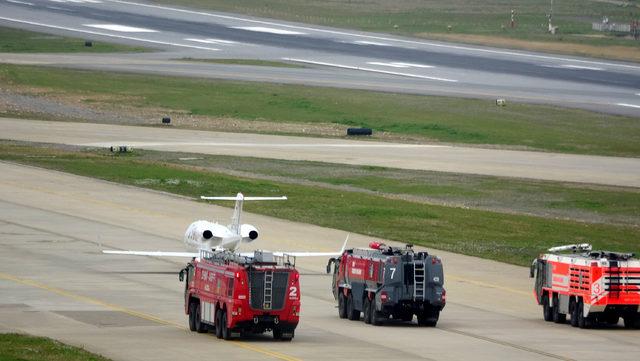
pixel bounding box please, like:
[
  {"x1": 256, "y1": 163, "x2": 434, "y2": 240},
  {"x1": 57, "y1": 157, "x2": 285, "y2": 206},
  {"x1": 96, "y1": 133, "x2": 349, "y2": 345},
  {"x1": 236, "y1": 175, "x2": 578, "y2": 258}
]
[
  {"x1": 1, "y1": 64, "x2": 639, "y2": 157},
  {"x1": 2, "y1": 142, "x2": 638, "y2": 266},
  {"x1": 0, "y1": 333, "x2": 112, "y2": 361}
]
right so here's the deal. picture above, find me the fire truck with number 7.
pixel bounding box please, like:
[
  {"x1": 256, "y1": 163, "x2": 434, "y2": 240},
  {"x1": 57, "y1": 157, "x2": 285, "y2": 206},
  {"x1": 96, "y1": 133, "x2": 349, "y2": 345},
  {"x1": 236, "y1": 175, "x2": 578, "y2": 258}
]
[
  {"x1": 530, "y1": 244, "x2": 640, "y2": 329},
  {"x1": 328, "y1": 242, "x2": 445, "y2": 326},
  {"x1": 179, "y1": 249, "x2": 300, "y2": 340}
]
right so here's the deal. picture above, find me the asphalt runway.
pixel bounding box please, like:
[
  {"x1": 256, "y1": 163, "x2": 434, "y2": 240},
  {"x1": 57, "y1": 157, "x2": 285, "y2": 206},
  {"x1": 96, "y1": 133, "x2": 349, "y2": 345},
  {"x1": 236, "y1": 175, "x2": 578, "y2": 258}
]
[
  {"x1": 0, "y1": 0, "x2": 639, "y2": 116},
  {"x1": 3, "y1": 117, "x2": 640, "y2": 187},
  {"x1": 1, "y1": 161, "x2": 639, "y2": 361}
]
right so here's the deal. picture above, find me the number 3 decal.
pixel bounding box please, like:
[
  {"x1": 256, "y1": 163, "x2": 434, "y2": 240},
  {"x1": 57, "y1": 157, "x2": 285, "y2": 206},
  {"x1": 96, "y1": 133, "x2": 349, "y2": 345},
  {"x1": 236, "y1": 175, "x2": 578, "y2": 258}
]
[{"x1": 289, "y1": 286, "x2": 298, "y2": 299}]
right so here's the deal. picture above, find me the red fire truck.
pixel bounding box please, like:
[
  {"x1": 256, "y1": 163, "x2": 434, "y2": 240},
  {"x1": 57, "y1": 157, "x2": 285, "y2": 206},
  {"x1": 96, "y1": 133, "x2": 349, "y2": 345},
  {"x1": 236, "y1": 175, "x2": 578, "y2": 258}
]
[
  {"x1": 179, "y1": 250, "x2": 300, "y2": 340},
  {"x1": 531, "y1": 244, "x2": 640, "y2": 329},
  {"x1": 328, "y1": 242, "x2": 445, "y2": 326}
]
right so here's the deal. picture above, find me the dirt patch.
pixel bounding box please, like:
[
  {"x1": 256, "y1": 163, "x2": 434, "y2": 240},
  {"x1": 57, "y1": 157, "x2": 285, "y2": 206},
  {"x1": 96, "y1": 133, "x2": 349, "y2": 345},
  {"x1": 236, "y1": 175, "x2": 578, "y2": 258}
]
[{"x1": 416, "y1": 33, "x2": 640, "y2": 63}]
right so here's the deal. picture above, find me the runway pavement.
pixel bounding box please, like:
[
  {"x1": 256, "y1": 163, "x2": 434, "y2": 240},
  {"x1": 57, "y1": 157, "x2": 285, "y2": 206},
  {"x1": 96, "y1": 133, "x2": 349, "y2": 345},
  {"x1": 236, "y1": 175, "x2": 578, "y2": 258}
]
[
  {"x1": 0, "y1": 0, "x2": 639, "y2": 116},
  {"x1": 1, "y1": 161, "x2": 639, "y2": 361},
  {"x1": 2, "y1": 117, "x2": 640, "y2": 187}
]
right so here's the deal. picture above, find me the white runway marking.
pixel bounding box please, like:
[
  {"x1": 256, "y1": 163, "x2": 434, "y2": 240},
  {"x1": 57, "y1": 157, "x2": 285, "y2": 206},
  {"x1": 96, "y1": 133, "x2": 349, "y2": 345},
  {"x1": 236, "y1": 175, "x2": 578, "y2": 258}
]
[
  {"x1": 560, "y1": 64, "x2": 604, "y2": 71},
  {"x1": 233, "y1": 26, "x2": 305, "y2": 35},
  {"x1": 283, "y1": 58, "x2": 457, "y2": 82},
  {"x1": 367, "y1": 62, "x2": 434, "y2": 69},
  {"x1": 84, "y1": 24, "x2": 157, "y2": 32},
  {"x1": 0, "y1": 17, "x2": 220, "y2": 51},
  {"x1": 106, "y1": 0, "x2": 640, "y2": 71},
  {"x1": 6, "y1": 0, "x2": 34, "y2": 5},
  {"x1": 617, "y1": 103, "x2": 640, "y2": 109},
  {"x1": 185, "y1": 38, "x2": 237, "y2": 45},
  {"x1": 353, "y1": 40, "x2": 391, "y2": 46},
  {"x1": 48, "y1": 0, "x2": 101, "y2": 3},
  {"x1": 46, "y1": 5, "x2": 73, "y2": 11}
]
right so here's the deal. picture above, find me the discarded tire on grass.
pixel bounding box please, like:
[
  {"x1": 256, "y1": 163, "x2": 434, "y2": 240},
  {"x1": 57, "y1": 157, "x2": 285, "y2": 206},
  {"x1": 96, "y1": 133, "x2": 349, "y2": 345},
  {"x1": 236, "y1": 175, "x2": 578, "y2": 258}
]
[{"x1": 347, "y1": 128, "x2": 372, "y2": 136}]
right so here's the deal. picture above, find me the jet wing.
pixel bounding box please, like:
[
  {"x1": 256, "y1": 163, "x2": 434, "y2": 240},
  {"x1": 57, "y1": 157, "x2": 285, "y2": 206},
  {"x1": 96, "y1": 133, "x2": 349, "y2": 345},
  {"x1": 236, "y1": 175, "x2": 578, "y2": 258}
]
[
  {"x1": 102, "y1": 250, "x2": 198, "y2": 257},
  {"x1": 241, "y1": 235, "x2": 350, "y2": 258}
]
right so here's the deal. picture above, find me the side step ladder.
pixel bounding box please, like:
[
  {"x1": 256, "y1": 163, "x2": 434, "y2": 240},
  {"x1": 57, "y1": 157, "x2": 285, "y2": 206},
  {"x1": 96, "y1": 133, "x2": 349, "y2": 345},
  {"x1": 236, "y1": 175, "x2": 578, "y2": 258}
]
[
  {"x1": 414, "y1": 261, "x2": 425, "y2": 300},
  {"x1": 264, "y1": 270, "x2": 273, "y2": 309}
]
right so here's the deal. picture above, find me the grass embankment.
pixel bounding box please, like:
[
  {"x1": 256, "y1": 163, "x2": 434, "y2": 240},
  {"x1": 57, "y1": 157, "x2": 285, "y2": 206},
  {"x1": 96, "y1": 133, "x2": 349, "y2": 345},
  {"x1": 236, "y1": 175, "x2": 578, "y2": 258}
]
[
  {"x1": 145, "y1": 152, "x2": 640, "y2": 226},
  {"x1": 2, "y1": 141, "x2": 638, "y2": 266},
  {"x1": 1, "y1": 64, "x2": 639, "y2": 157},
  {"x1": 152, "y1": 0, "x2": 640, "y2": 62},
  {"x1": 0, "y1": 333, "x2": 111, "y2": 361},
  {"x1": 0, "y1": 27, "x2": 148, "y2": 53},
  {"x1": 179, "y1": 58, "x2": 305, "y2": 68}
]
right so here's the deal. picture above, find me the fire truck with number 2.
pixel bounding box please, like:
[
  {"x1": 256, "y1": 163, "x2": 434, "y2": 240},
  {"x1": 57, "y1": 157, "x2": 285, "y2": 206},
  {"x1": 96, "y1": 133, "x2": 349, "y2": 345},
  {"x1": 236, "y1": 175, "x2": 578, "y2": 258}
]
[
  {"x1": 531, "y1": 244, "x2": 640, "y2": 329},
  {"x1": 179, "y1": 249, "x2": 300, "y2": 340},
  {"x1": 328, "y1": 242, "x2": 445, "y2": 326}
]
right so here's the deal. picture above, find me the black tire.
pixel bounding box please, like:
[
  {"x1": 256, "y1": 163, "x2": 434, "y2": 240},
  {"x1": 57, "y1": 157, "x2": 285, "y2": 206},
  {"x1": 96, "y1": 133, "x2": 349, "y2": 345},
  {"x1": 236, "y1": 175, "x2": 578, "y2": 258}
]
[
  {"x1": 417, "y1": 307, "x2": 439, "y2": 327},
  {"x1": 542, "y1": 295, "x2": 553, "y2": 322},
  {"x1": 194, "y1": 302, "x2": 207, "y2": 333},
  {"x1": 215, "y1": 309, "x2": 223, "y2": 339},
  {"x1": 552, "y1": 294, "x2": 566, "y2": 324},
  {"x1": 623, "y1": 314, "x2": 640, "y2": 329},
  {"x1": 605, "y1": 314, "x2": 619, "y2": 325},
  {"x1": 346, "y1": 293, "x2": 360, "y2": 321},
  {"x1": 570, "y1": 299, "x2": 579, "y2": 328},
  {"x1": 273, "y1": 329, "x2": 282, "y2": 340},
  {"x1": 338, "y1": 292, "x2": 347, "y2": 319},
  {"x1": 279, "y1": 330, "x2": 294, "y2": 341},
  {"x1": 222, "y1": 311, "x2": 232, "y2": 340},
  {"x1": 188, "y1": 302, "x2": 197, "y2": 331},
  {"x1": 363, "y1": 297, "x2": 372, "y2": 324},
  {"x1": 577, "y1": 299, "x2": 592, "y2": 329}
]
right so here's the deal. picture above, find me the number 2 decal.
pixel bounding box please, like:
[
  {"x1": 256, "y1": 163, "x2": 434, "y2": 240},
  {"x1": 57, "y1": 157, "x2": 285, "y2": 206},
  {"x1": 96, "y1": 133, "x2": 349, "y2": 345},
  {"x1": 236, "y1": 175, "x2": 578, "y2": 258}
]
[{"x1": 289, "y1": 286, "x2": 298, "y2": 299}]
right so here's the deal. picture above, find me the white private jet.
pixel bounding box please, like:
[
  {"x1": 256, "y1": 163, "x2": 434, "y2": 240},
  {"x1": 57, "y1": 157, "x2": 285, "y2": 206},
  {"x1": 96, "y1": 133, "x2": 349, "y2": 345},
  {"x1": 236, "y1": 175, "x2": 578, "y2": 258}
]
[{"x1": 103, "y1": 193, "x2": 347, "y2": 258}]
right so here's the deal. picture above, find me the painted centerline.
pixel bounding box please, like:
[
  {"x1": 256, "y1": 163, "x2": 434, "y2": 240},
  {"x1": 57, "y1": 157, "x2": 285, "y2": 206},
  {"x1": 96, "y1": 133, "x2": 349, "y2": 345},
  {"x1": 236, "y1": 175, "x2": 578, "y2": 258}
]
[
  {"x1": 617, "y1": 103, "x2": 640, "y2": 109},
  {"x1": 6, "y1": 0, "x2": 34, "y2": 5},
  {"x1": 283, "y1": 58, "x2": 456, "y2": 82},
  {"x1": 560, "y1": 64, "x2": 604, "y2": 71},
  {"x1": 353, "y1": 40, "x2": 391, "y2": 46},
  {"x1": 185, "y1": 38, "x2": 237, "y2": 45},
  {"x1": 233, "y1": 26, "x2": 305, "y2": 35},
  {"x1": 367, "y1": 61, "x2": 434, "y2": 69},
  {"x1": 84, "y1": 24, "x2": 158, "y2": 32}
]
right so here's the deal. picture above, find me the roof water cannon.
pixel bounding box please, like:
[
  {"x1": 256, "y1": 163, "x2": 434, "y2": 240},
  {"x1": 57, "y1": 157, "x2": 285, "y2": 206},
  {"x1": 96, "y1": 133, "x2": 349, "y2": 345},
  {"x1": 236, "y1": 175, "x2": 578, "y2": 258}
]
[
  {"x1": 547, "y1": 243, "x2": 592, "y2": 253},
  {"x1": 369, "y1": 241, "x2": 385, "y2": 250}
]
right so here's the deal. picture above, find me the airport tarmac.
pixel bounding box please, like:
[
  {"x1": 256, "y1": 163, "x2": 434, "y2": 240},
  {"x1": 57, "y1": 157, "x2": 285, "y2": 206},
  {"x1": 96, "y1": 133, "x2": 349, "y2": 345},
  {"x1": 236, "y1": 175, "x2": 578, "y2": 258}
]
[
  {"x1": 1, "y1": 161, "x2": 639, "y2": 361},
  {"x1": 3, "y1": 117, "x2": 640, "y2": 187}
]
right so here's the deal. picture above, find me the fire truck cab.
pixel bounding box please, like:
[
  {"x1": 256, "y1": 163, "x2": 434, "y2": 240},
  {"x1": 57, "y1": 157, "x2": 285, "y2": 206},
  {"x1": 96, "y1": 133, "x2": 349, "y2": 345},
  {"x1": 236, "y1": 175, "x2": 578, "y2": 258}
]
[
  {"x1": 531, "y1": 244, "x2": 640, "y2": 329},
  {"x1": 179, "y1": 250, "x2": 300, "y2": 340},
  {"x1": 328, "y1": 242, "x2": 445, "y2": 326}
]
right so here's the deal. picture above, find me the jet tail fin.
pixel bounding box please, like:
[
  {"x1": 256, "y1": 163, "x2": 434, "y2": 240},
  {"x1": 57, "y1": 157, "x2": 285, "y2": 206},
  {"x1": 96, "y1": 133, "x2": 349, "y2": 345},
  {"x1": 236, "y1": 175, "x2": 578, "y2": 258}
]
[{"x1": 200, "y1": 193, "x2": 287, "y2": 235}]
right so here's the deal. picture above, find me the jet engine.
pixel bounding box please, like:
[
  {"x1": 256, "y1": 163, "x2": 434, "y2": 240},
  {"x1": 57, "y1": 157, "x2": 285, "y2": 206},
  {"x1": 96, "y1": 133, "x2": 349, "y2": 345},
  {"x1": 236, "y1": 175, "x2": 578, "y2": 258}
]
[
  {"x1": 184, "y1": 220, "x2": 226, "y2": 250},
  {"x1": 240, "y1": 224, "x2": 258, "y2": 243}
]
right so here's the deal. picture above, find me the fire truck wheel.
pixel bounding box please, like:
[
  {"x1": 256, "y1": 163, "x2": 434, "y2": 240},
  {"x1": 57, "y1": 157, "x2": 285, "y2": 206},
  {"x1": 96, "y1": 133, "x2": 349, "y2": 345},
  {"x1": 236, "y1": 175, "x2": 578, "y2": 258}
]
[
  {"x1": 552, "y1": 294, "x2": 566, "y2": 324},
  {"x1": 569, "y1": 299, "x2": 579, "y2": 327},
  {"x1": 363, "y1": 297, "x2": 372, "y2": 324},
  {"x1": 194, "y1": 303, "x2": 207, "y2": 333},
  {"x1": 417, "y1": 308, "x2": 439, "y2": 327},
  {"x1": 221, "y1": 311, "x2": 232, "y2": 340},
  {"x1": 346, "y1": 293, "x2": 360, "y2": 321},
  {"x1": 542, "y1": 295, "x2": 553, "y2": 322},
  {"x1": 577, "y1": 299, "x2": 593, "y2": 329},
  {"x1": 623, "y1": 314, "x2": 640, "y2": 329},
  {"x1": 370, "y1": 306, "x2": 383, "y2": 326},
  {"x1": 338, "y1": 292, "x2": 347, "y2": 319},
  {"x1": 188, "y1": 302, "x2": 197, "y2": 332},
  {"x1": 215, "y1": 309, "x2": 223, "y2": 339},
  {"x1": 274, "y1": 329, "x2": 294, "y2": 341}
]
